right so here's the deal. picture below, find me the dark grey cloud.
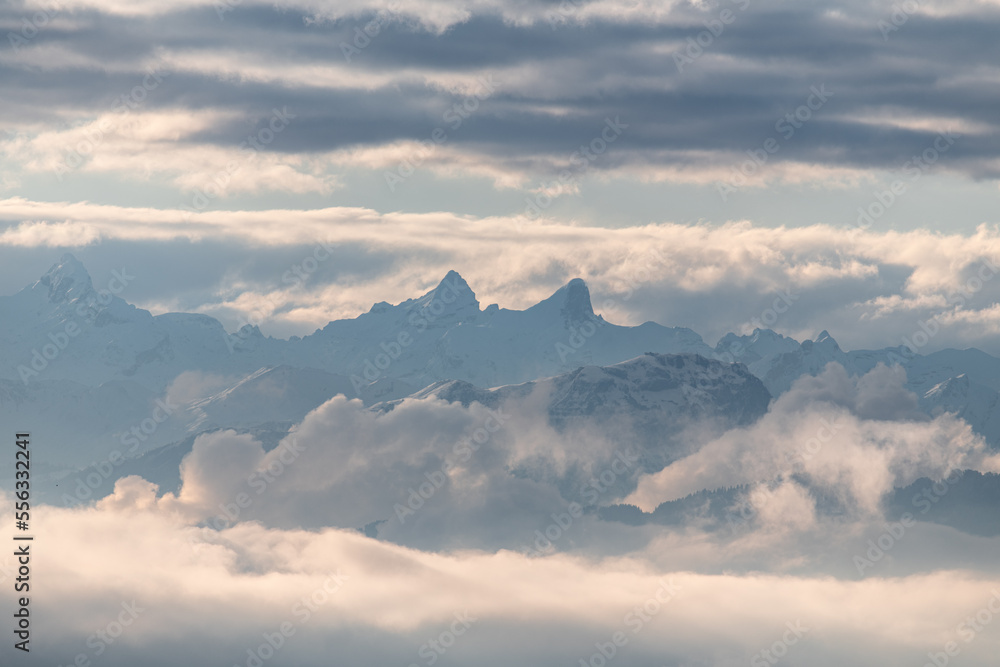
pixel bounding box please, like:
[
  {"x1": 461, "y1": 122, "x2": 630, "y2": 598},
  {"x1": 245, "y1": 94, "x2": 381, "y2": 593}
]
[{"x1": 3, "y1": 0, "x2": 1000, "y2": 184}]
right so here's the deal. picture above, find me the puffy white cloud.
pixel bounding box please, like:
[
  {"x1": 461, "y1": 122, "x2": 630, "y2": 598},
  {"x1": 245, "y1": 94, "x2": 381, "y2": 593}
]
[
  {"x1": 626, "y1": 364, "x2": 1000, "y2": 514},
  {"x1": 3, "y1": 491, "x2": 1000, "y2": 666},
  {"x1": 132, "y1": 390, "x2": 648, "y2": 551}
]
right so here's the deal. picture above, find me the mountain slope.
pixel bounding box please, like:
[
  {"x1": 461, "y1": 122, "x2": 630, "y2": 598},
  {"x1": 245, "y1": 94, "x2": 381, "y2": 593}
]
[
  {"x1": 5, "y1": 254, "x2": 1000, "y2": 472},
  {"x1": 381, "y1": 352, "x2": 771, "y2": 476},
  {"x1": 0, "y1": 257, "x2": 716, "y2": 395},
  {"x1": 46, "y1": 352, "x2": 772, "y2": 506}
]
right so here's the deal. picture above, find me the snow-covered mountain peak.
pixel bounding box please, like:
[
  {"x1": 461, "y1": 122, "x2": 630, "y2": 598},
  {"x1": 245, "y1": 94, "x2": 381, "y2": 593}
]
[
  {"x1": 36, "y1": 253, "x2": 94, "y2": 303},
  {"x1": 384, "y1": 351, "x2": 771, "y2": 436},
  {"x1": 813, "y1": 329, "x2": 842, "y2": 352},
  {"x1": 527, "y1": 277, "x2": 596, "y2": 323},
  {"x1": 409, "y1": 270, "x2": 480, "y2": 318},
  {"x1": 925, "y1": 373, "x2": 971, "y2": 400},
  {"x1": 714, "y1": 327, "x2": 800, "y2": 363}
]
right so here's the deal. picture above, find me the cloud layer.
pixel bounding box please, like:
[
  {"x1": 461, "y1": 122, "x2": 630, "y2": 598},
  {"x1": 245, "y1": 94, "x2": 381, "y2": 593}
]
[
  {"x1": 2, "y1": 0, "x2": 1000, "y2": 201},
  {"x1": 3, "y1": 200, "x2": 1000, "y2": 355},
  {"x1": 2, "y1": 2, "x2": 999, "y2": 665}
]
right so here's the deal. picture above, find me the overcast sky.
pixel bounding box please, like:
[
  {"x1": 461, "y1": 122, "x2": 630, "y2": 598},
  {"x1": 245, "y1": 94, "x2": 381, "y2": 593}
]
[{"x1": 4, "y1": 4, "x2": 1000, "y2": 665}]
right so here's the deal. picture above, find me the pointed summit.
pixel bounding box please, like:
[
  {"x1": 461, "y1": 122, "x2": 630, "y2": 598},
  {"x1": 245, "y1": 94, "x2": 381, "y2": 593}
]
[
  {"x1": 410, "y1": 270, "x2": 480, "y2": 317},
  {"x1": 528, "y1": 278, "x2": 596, "y2": 323},
  {"x1": 815, "y1": 330, "x2": 840, "y2": 348},
  {"x1": 435, "y1": 270, "x2": 474, "y2": 297},
  {"x1": 561, "y1": 278, "x2": 595, "y2": 320},
  {"x1": 38, "y1": 253, "x2": 94, "y2": 303}
]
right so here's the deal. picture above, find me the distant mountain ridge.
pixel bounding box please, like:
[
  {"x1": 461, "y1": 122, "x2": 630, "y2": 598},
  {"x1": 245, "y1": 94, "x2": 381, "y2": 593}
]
[
  {"x1": 0, "y1": 255, "x2": 714, "y2": 393},
  {"x1": 3, "y1": 255, "x2": 1000, "y2": 471}
]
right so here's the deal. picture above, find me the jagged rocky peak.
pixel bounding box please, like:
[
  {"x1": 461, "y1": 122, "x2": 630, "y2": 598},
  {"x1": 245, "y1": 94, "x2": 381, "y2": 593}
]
[
  {"x1": 529, "y1": 277, "x2": 596, "y2": 322},
  {"x1": 801, "y1": 329, "x2": 842, "y2": 353},
  {"x1": 38, "y1": 253, "x2": 94, "y2": 303},
  {"x1": 413, "y1": 270, "x2": 480, "y2": 314},
  {"x1": 750, "y1": 328, "x2": 784, "y2": 343},
  {"x1": 562, "y1": 278, "x2": 595, "y2": 319},
  {"x1": 354, "y1": 271, "x2": 481, "y2": 323},
  {"x1": 816, "y1": 329, "x2": 838, "y2": 345}
]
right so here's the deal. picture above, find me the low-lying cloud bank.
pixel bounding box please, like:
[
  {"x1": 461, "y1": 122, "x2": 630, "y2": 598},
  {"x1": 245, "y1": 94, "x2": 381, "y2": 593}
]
[
  {"x1": 3, "y1": 360, "x2": 1000, "y2": 664},
  {"x1": 2, "y1": 498, "x2": 1000, "y2": 666},
  {"x1": 2, "y1": 201, "x2": 1000, "y2": 354}
]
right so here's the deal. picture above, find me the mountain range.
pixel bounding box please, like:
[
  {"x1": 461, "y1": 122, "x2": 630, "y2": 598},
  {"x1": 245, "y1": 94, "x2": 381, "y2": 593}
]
[{"x1": 3, "y1": 255, "x2": 1000, "y2": 501}]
